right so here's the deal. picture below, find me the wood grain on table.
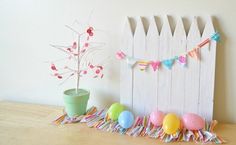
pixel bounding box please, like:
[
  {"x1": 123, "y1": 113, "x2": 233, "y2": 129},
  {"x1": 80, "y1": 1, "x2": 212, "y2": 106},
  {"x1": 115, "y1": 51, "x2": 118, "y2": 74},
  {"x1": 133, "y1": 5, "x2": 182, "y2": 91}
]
[{"x1": 0, "y1": 101, "x2": 235, "y2": 145}]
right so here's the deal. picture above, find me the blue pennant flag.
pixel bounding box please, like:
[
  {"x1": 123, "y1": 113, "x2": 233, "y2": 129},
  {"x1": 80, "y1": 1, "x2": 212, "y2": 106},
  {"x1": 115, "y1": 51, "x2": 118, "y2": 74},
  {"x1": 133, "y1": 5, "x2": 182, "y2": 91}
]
[
  {"x1": 211, "y1": 32, "x2": 220, "y2": 42},
  {"x1": 126, "y1": 57, "x2": 137, "y2": 68},
  {"x1": 162, "y1": 59, "x2": 174, "y2": 69}
]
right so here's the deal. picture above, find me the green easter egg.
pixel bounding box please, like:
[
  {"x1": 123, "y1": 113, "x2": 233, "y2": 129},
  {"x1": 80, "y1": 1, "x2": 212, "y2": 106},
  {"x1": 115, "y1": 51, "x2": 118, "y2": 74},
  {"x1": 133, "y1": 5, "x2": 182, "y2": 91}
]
[{"x1": 108, "y1": 103, "x2": 125, "y2": 121}]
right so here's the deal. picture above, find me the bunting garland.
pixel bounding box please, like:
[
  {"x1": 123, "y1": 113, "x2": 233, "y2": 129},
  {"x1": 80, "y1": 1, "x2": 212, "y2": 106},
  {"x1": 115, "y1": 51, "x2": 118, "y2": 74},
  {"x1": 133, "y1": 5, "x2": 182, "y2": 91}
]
[{"x1": 116, "y1": 32, "x2": 220, "y2": 71}]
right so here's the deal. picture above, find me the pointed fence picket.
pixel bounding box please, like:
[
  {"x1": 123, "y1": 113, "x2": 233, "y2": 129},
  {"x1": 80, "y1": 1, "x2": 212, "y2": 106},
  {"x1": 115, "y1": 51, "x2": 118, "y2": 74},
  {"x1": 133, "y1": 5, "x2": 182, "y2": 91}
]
[
  {"x1": 132, "y1": 17, "x2": 147, "y2": 116},
  {"x1": 170, "y1": 17, "x2": 187, "y2": 116},
  {"x1": 145, "y1": 16, "x2": 159, "y2": 115},
  {"x1": 157, "y1": 16, "x2": 173, "y2": 113},
  {"x1": 184, "y1": 17, "x2": 201, "y2": 116},
  {"x1": 120, "y1": 17, "x2": 133, "y2": 110},
  {"x1": 199, "y1": 18, "x2": 216, "y2": 121},
  {"x1": 120, "y1": 16, "x2": 217, "y2": 121}
]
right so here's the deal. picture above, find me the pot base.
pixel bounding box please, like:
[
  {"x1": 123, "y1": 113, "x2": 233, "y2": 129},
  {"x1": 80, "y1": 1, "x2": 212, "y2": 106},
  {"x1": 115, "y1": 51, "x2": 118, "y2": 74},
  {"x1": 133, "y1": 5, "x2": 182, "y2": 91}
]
[{"x1": 63, "y1": 88, "x2": 90, "y2": 117}]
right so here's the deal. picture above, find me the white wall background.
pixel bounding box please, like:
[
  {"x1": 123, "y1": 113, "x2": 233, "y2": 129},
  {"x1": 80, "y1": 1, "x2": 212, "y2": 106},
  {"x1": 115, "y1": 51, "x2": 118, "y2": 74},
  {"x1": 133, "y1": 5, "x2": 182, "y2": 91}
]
[{"x1": 0, "y1": 0, "x2": 235, "y2": 123}]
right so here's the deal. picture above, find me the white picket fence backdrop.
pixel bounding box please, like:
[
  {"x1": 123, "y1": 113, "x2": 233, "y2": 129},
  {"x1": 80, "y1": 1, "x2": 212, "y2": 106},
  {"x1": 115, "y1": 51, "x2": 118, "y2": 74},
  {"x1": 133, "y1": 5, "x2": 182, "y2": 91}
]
[{"x1": 120, "y1": 16, "x2": 217, "y2": 121}]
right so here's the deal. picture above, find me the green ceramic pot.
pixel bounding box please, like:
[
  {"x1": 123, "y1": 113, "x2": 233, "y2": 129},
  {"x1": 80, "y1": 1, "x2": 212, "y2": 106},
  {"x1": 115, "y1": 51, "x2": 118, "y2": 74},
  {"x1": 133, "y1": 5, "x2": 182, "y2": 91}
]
[{"x1": 63, "y1": 88, "x2": 90, "y2": 117}]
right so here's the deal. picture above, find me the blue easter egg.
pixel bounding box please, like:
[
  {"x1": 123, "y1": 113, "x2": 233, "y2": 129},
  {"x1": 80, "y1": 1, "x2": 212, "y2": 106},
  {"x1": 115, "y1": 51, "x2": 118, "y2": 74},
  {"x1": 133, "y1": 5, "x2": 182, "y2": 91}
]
[{"x1": 118, "y1": 111, "x2": 134, "y2": 129}]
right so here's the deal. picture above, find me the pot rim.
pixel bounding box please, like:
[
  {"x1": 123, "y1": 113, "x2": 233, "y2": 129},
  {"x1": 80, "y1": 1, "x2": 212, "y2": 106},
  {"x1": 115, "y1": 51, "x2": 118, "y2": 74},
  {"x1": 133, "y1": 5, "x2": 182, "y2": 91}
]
[{"x1": 63, "y1": 88, "x2": 90, "y2": 96}]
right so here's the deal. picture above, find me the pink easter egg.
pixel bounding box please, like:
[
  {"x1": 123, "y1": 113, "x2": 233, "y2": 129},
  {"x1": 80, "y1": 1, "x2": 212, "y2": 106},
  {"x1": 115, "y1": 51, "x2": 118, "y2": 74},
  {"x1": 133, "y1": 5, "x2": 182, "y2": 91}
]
[
  {"x1": 182, "y1": 113, "x2": 205, "y2": 130},
  {"x1": 150, "y1": 111, "x2": 165, "y2": 127}
]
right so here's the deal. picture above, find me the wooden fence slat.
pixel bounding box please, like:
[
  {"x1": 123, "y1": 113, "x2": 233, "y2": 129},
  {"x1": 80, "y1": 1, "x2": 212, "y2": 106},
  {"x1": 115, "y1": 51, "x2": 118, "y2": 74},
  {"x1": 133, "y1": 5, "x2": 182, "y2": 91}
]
[
  {"x1": 170, "y1": 17, "x2": 187, "y2": 115},
  {"x1": 199, "y1": 17, "x2": 216, "y2": 121},
  {"x1": 184, "y1": 17, "x2": 201, "y2": 114},
  {"x1": 133, "y1": 17, "x2": 147, "y2": 116},
  {"x1": 145, "y1": 16, "x2": 160, "y2": 114},
  {"x1": 120, "y1": 17, "x2": 134, "y2": 110},
  {"x1": 157, "y1": 16, "x2": 173, "y2": 112}
]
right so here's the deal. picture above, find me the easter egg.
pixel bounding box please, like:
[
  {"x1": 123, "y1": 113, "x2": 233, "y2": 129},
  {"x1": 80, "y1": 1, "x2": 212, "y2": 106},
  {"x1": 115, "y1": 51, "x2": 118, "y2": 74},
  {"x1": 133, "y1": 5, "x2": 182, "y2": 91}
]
[
  {"x1": 163, "y1": 113, "x2": 180, "y2": 135},
  {"x1": 182, "y1": 113, "x2": 205, "y2": 130},
  {"x1": 118, "y1": 111, "x2": 134, "y2": 129},
  {"x1": 150, "y1": 110, "x2": 165, "y2": 127},
  {"x1": 107, "y1": 103, "x2": 125, "y2": 121}
]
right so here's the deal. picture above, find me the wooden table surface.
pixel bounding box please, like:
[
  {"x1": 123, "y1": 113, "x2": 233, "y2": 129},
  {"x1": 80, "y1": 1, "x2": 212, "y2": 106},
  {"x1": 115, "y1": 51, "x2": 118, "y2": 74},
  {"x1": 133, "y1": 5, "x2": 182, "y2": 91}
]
[{"x1": 0, "y1": 101, "x2": 235, "y2": 145}]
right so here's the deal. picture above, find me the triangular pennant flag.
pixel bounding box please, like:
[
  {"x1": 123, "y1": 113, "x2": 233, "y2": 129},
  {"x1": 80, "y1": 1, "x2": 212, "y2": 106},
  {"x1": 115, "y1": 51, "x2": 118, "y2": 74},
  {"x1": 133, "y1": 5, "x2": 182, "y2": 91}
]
[
  {"x1": 116, "y1": 50, "x2": 126, "y2": 60},
  {"x1": 178, "y1": 55, "x2": 187, "y2": 67},
  {"x1": 126, "y1": 57, "x2": 137, "y2": 68},
  {"x1": 150, "y1": 61, "x2": 161, "y2": 71},
  {"x1": 138, "y1": 61, "x2": 149, "y2": 71},
  {"x1": 188, "y1": 48, "x2": 200, "y2": 60},
  {"x1": 211, "y1": 32, "x2": 220, "y2": 42},
  {"x1": 162, "y1": 59, "x2": 174, "y2": 69},
  {"x1": 198, "y1": 38, "x2": 210, "y2": 48}
]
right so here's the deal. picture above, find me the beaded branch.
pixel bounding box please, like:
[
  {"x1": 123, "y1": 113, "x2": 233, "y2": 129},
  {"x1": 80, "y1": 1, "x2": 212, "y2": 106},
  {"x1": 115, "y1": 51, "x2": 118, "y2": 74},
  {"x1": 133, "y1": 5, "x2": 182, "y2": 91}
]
[{"x1": 49, "y1": 21, "x2": 106, "y2": 92}]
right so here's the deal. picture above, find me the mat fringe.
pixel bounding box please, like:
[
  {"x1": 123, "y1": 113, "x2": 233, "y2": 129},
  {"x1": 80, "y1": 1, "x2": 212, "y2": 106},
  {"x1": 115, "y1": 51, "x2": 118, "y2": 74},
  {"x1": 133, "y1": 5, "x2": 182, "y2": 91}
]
[{"x1": 52, "y1": 107, "x2": 226, "y2": 144}]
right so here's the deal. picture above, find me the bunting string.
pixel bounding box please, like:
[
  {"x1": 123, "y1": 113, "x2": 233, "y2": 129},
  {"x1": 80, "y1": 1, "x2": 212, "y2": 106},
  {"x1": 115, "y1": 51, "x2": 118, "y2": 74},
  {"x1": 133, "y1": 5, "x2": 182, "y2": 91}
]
[{"x1": 116, "y1": 32, "x2": 220, "y2": 71}]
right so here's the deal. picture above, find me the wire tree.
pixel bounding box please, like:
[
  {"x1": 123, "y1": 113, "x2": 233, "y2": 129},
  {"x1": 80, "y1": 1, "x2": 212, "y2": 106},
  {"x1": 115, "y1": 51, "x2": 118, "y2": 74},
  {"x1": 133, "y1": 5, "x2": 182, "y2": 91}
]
[{"x1": 49, "y1": 20, "x2": 106, "y2": 93}]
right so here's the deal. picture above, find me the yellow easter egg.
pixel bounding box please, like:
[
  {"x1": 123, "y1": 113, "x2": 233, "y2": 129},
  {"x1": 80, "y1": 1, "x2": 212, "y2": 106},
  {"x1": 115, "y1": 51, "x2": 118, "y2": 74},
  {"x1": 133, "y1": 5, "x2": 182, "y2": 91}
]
[{"x1": 163, "y1": 113, "x2": 180, "y2": 135}]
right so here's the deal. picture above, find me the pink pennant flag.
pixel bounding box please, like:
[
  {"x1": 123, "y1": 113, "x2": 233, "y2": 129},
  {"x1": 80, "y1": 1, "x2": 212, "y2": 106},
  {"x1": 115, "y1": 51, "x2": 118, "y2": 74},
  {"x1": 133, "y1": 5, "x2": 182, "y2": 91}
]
[
  {"x1": 178, "y1": 55, "x2": 187, "y2": 66},
  {"x1": 116, "y1": 50, "x2": 126, "y2": 60},
  {"x1": 138, "y1": 61, "x2": 149, "y2": 71},
  {"x1": 188, "y1": 48, "x2": 200, "y2": 60},
  {"x1": 150, "y1": 61, "x2": 161, "y2": 71}
]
